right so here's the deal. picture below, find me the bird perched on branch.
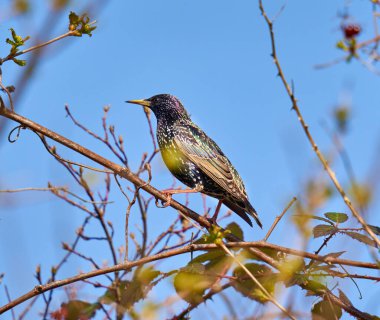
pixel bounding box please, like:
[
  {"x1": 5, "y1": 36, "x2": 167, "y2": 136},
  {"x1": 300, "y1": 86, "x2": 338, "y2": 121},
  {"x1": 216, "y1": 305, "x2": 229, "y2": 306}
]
[{"x1": 127, "y1": 94, "x2": 262, "y2": 228}]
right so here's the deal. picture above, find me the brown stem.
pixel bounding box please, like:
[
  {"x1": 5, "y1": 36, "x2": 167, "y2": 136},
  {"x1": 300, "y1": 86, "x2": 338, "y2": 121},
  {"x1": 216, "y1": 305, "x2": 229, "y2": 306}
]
[{"x1": 258, "y1": 0, "x2": 380, "y2": 248}]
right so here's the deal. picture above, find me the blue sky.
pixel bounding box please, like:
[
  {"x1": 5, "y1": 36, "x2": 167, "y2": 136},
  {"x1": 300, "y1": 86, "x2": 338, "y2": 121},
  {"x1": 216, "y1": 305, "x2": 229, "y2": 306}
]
[{"x1": 1, "y1": 0, "x2": 379, "y2": 318}]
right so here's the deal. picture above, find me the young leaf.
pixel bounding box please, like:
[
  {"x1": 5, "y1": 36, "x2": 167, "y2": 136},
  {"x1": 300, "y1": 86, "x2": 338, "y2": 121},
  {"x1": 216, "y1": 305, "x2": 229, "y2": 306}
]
[
  {"x1": 12, "y1": 58, "x2": 27, "y2": 66},
  {"x1": 312, "y1": 300, "x2": 342, "y2": 320},
  {"x1": 302, "y1": 215, "x2": 335, "y2": 225},
  {"x1": 344, "y1": 231, "x2": 377, "y2": 247},
  {"x1": 322, "y1": 251, "x2": 346, "y2": 259},
  {"x1": 303, "y1": 280, "x2": 328, "y2": 296},
  {"x1": 173, "y1": 262, "x2": 216, "y2": 304},
  {"x1": 338, "y1": 289, "x2": 352, "y2": 307},
  {"x1": 369, "y1": 224, "x2": 380, "y2": 236},
  {"x1": 225, "y1": 222, "x2": 244, "y2": 240},
  {"x1": 100, "y1": 267, "x2": 161, "y2": 313},
  {"x1": 312, "y1": 224, "x2": 335, "y2": 238},
  {"x1": 57, "y1": 300, "x2": 99, "y2": 320},
  {"x1": 324, "y1": 212, "x2": 348, "y2": 223},
  {"x1": 232, "y1": 263, "x2": 276, "y2": 303},
  {"x1": 279, "y1": 258, "x2": 305, "y2": 287},
  {"x1": 191, "y1": 250, "x2": 226, "y2": 264}
]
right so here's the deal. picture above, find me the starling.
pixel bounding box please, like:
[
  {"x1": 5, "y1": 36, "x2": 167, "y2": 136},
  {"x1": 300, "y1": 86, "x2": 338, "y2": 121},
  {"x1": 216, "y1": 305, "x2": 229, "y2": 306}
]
[{"x1": 127, "y1": 94, "x2": 262, "y2": 228}]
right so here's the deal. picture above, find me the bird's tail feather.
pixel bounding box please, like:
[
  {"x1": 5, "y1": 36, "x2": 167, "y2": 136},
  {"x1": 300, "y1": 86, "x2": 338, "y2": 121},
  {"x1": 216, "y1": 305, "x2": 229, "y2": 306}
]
[
  {"x1": 223, "y1": 199, "x2": 262, "y2": 228},
  {"x1": 245, "y1": 200, "x2": 262, "y2": 229}
]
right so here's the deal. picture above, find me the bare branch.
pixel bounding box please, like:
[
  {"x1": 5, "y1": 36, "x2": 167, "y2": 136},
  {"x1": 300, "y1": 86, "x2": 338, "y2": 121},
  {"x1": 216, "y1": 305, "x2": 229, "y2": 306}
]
[{"x1": 258, "y1": 0, "x2": 380, "y2": 248}]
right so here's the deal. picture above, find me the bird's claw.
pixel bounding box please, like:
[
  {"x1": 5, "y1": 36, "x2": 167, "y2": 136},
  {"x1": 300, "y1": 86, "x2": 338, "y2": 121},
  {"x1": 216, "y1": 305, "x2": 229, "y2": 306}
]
[
  {"x1": 155, "y1": 192, "x2": 172, "y2": 208},
  {"x1": 206, "y1": 216, "x2": 218, "y2": 226},
  {"x1": 161, "y1": 192, "x2": 172, "y2": 207}
]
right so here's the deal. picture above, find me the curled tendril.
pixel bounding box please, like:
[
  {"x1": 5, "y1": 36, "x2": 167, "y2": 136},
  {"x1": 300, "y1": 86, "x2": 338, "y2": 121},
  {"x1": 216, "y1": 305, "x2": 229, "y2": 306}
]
[{"x1": 8, "y1": 125, "x2": 25, "y2": 143}]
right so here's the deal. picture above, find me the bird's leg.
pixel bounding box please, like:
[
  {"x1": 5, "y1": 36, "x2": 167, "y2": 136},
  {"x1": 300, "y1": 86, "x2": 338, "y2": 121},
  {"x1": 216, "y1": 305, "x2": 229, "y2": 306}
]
[
  {"x1": 210, "y1": 200, "x2": 223, "y2": 224},
  {"x1": 161, "y1": 186, "x2": 202, "y2": 207}
]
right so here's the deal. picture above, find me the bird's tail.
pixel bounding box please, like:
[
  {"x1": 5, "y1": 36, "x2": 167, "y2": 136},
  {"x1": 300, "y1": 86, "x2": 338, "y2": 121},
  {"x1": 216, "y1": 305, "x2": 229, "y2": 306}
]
[
  {"x1": 245, "y1": 200, "x2": 262, "y2": 229},
  {"x1": 223, "y1": 199, "x2": 262, "y2": 228}
]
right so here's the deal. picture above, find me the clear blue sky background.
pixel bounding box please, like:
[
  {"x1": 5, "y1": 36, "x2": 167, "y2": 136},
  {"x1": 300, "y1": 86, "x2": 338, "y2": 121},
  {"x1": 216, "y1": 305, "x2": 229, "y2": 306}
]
[{"x1": 0, "y1": 0, "x2": 379, "y2": 319}]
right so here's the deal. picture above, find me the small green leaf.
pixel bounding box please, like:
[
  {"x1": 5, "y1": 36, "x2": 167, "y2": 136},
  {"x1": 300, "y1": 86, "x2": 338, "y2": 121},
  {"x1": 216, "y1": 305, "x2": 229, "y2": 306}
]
[
  {"x1": 338, "y1": 289, "x2": 352, "y2": 307},
  {"x1": 323, "y1": 251, "x2": 345, "y2": 259},
  {"x1": 312, "y1": 300, "x2": 342, "y2": 320},
  {"x1": 312, "y1": 224, "x2": 336, "y2": 238},
  {"x1": 60, "y1": 300, "x2": 99, "y2": 320},
  {"x1": 369, "y1": 225, "x2": 380, "y2": 236},
  {"x1": 225, "y1": 222, "x2": 244, "y2": 240},
  {"x1": 6, "y1": 38, "x2": 17, "y2": 47},
  {"x1": 303, "y1": 280, "x2": 328, "y2": 296},
  {"x1": 232, "y1": 263, "x2": 276, "y2": 303},
  {"x1": 173, "y1": 262, "x2": 215, "y2": 304},
  {"x1": 69, "y1": 11, "x2": 80, "y2": 26},
  {"x1": 100, "y1": 267, "x2": 161, "y2": 313},
  {"x1": 344, "y1": 231, "x2": 377, "y2": 247},
  {"x1": 336, "y1": 40, "x2": 348, "y2": 51},
  {"x1": 302, "y1": 215, "x2": 334, "y2": 225},
  {"x1": 324, "y1": 212, "x2": 348, "y2": 223},
  {"x1": 191, "y1": 250, "x2": 225, "y2": 264},
  {"x1": 12, "y1": 58, "x2": 27, "y2": 66}
]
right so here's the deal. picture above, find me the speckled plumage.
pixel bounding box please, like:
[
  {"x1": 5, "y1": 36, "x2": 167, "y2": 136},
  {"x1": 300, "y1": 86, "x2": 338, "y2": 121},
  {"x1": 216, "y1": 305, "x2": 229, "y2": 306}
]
[{"x1": 128, "y1": 94, "x2": 262, "y2": 228}]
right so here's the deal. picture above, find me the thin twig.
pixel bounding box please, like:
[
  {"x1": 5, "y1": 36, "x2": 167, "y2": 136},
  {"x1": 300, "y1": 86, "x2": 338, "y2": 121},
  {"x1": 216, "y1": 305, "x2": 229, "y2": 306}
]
[
  {"x1": 264, "y1": 197, "x2": 297, "y2": 241},
  {"x1": 218, "y1": 242, "x2": 297, "y2": 320},
  {"x1": 4, "y1": 286, "x2": 15, "y2": 320},
  {"x1": 0, "y1": 186, "x2": 113, "y2": 204},
  {"x1": 0, "y1": 240, "x2": 377, "y2": 315},
  {"x1": 258, "y1": 0, "x2": 380, "y2": 248}
]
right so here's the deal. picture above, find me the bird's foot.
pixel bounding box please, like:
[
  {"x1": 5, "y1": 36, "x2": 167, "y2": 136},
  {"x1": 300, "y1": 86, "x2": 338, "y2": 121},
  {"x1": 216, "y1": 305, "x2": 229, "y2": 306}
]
[
  {"x1": 207, "y1": 215, "x2": 219, "y2": 226},
  {"x1": 161, "y1": 192, "x2": 173, "y2": 207},
  {"x1": 155, "y1": 192, "x2": 173, "y2": 208}
]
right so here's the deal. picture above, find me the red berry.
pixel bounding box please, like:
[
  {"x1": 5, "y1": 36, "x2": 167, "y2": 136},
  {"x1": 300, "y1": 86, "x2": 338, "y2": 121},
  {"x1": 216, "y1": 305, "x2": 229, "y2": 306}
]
[{"x1": 342, "y1": 24, "x2": 361, "y2": 39}]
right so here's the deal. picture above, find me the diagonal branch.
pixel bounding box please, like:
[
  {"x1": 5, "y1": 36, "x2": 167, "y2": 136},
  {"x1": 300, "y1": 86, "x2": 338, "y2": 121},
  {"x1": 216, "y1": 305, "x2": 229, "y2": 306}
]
[
  {"x1": 1, "y1": 107, "x2": 378, "y2": 319},
  {"x1": 258, "y1": 0, "x2": 380, "y2": 248}
]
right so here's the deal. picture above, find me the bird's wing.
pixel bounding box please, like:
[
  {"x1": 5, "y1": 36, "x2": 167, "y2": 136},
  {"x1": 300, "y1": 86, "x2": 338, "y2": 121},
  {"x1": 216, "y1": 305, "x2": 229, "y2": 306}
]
[{"x1": 173, "y1": 122, "x2": 247, "y2": 200}]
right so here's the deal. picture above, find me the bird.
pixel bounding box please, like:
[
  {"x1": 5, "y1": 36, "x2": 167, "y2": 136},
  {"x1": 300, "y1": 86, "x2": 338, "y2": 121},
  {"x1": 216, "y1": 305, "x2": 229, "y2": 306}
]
[{"x1": 127, "y1": 94, "x2": 262, "y2": 228}]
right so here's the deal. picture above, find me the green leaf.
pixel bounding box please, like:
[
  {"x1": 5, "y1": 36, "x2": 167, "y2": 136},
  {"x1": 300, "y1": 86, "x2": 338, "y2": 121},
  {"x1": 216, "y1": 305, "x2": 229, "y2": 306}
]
[
  {"x1": 60, "y1": 300, "x2": 99, "y2": 320},
  {"x1": 344, "y1": 231, "x2": 377, "y2": 247},
  {"x1": 232, "y1": 263, "x2": 276, "y2": 303},
  {"x1": 225, "y1": 222, "x2": 244, "y2": 240},
  {"x1": 69, "y1": 11, "x2": 80, "y2": 26},
  {"x1": 196, "y1": 225, "x2": 228, "y2": 245},
  {"x1": 302, "y1": 215, "x2": 335, "y2": 225},
  {"x1": 12, "y1": 58, "x2": 27, "y2": 66},
  {"x1": 191, "y1": 250, "x2": 225, "y2": 264},
  {"x1": 323, "y1": 251, "x2": 346, "y2": 259},
  {"x1": 100, "y1": 267, "x2": 161, "y2": 313},
  {"x1": 303, "y1": 280, "x2": 328, "y2": 296},
  {"x1": 336, "y1": 40, "x2": 348, "y2": 51},
  {"x1": 173, "y1": 262, "x2": 215, "y2": 304},
  {"x1": 312, "y1": 300, "x2": 342, "y2": 320},
  {"x1": 369, "y1": 224, "x2": 380, "y2": 236},
  {"x1": 338, "y1": 289, "x2": 352, "y2": 307},
  {"x1": 279, "y1": 258, "x2": 306, "y2": 286},
  {"x1": 324, "y1": 212, "x2": 348, "y2": 223},
  {"x1": 312, "y1": 224, "x2": 336, "y2": 238},
  {"x1": 68, "y1": 11, "x2": 96, "y2": 37}
]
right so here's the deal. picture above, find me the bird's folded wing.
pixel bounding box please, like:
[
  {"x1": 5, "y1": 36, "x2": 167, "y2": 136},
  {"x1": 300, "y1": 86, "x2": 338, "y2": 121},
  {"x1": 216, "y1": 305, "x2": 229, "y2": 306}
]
[{"x1": 173, "y1": 124, "x2": 243, "y2": 199}]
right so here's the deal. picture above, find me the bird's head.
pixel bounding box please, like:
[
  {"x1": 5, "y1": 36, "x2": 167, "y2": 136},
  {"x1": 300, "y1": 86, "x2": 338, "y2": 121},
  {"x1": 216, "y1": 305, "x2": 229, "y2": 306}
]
[{"x1": 127, "y1": 94, "x2": 190, "y2": 123}]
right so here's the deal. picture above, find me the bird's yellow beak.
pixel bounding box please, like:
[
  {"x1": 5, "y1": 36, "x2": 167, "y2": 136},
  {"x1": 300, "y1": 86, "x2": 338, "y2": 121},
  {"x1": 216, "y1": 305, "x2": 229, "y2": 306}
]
[{"x1": 126, "y1": 99, "x2": 151, "y2": 107}]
